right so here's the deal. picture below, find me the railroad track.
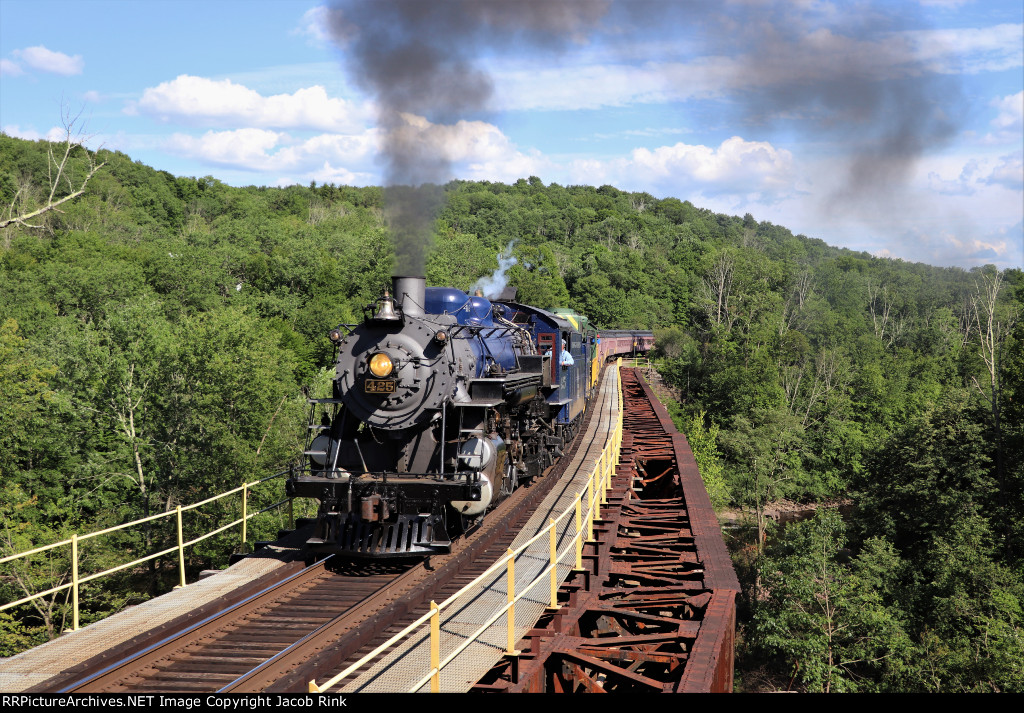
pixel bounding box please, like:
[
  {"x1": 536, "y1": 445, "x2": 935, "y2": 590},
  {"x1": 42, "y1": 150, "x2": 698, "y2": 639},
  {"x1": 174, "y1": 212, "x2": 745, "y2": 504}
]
[
  {"x1": 56, "y1": 556, "x2": 406, "y2": 693},
  {"x1": 49, "y1": 373, "x2": 604, "y2": 694}
]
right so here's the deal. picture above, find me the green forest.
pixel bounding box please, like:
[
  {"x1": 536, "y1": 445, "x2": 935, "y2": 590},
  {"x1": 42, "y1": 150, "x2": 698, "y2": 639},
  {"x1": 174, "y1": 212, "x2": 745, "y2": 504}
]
[{"x1": 1, "y1": 133, "x2": 1021, "y2": 691}]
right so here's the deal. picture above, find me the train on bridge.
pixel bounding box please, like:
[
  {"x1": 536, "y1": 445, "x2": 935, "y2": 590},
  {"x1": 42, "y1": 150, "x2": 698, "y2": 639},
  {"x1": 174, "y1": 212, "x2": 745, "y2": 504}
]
[{"x1": 286, "y1": 275, "x2": 653, "y2": 557}]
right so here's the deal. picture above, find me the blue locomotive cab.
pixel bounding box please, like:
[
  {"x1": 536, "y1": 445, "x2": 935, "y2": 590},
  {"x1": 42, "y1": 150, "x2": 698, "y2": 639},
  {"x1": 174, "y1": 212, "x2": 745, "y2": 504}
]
[{"x1": 491, "y1": 302, "x2": 587, "y2": 435}]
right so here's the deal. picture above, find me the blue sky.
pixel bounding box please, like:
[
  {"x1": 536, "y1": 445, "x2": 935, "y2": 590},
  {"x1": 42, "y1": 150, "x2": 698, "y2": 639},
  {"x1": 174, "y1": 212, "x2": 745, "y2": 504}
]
[{"x1": 1, "y1": 0, "x2": 1021, "y2": 269}]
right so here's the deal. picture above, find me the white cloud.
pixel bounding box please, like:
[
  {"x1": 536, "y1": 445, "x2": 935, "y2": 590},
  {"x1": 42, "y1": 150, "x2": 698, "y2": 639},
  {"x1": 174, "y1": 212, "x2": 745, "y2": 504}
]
[
  {"x1": 925, "y1": 149, "x2": 1024, "y2": 196},
  {"x1": 986, "y1": 151, "x2": 1023, "y2": 191},
  {"x1": 291, "y1": 5, "x2": 344, "y2": 46},
  {"x1": 928, "y1": 158, "x2": 982, "y2": 196},
  {"x1": 2, "y1": 125, "x2": 43, "y2": 141},
  {"x1": 163, "y1": 127, "x2": 377, "y2": 175},
  {"x1": 906, "y1": 23, "x2": 1024, "y2": 74},
  {"x1": 162, "y1": 115, "x2": 551, "y2": 186},
  {"x1": 565, "y1": 137, "x2": 797, "y2": 201},
  {"x1": 165, "y1": 128, "x2": 286, "y2": 168},
  {"x1": 918, "y1": 0, "x2": 972, "y2": 7},
  {"x1": 2, "y1": 124, "x2": 67, "y2": 142},
  {"x1": 388, "y1": 114, "x2": 550, "y2": 181},
  {"x1": 636, "y1": 137, "x2": 794, "y2": 188},
  {"x1": 275, "y1": 161, "x2": 360, "y2": 188},
  {"x1": 396, "y1": 115, "x2": 510, "y2": 162},
  {"x1": 494, "y1": 62, "x2": 675, "y2": 111},
  {"x1": 272, "y1": 132, "x2": 377, "y2": 171},
  {"x1": 0, "y1": 58, "x2": 23, "y2": 76},
  {"x1": 135, "y1": 75, "x2": 364, "y2": 132},
  {"x1": 991, "y1": 91, "x2": 1023, "y2": 131},
  {"x1": 488, "y1": 20, "x2": 1024, "y2": 114},
  {"x1": 911, "y1": 227, "x2": 1016, "y2": 266},
  {"x1": 12, "y1": 46, "x2": 83, "y2": 75}
]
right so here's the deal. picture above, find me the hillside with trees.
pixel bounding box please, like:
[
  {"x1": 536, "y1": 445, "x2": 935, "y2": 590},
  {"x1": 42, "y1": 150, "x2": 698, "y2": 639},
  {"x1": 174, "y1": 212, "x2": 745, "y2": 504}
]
[{"x1": 1, "y1": 133, "x2": 1020, "y2": 691}]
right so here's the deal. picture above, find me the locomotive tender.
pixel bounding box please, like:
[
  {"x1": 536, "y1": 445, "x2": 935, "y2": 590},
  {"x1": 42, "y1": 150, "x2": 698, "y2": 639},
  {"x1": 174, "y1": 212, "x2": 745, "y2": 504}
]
[{"x1": 286, "y1": 275, "x2": 651, "y2": 557}]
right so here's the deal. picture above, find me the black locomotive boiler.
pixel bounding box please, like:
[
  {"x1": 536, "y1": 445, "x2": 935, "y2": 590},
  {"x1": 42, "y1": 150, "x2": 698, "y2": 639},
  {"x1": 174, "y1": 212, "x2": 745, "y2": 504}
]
[{"x1": 286, "y1": 276, "x2": 593, "y2": 557}]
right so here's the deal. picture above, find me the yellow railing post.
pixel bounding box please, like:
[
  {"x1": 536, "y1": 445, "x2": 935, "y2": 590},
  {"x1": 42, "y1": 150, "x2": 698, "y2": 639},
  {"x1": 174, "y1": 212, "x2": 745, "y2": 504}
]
[
  {"x1": 241, "y1": 482, "x2": 248, "y2": 548},
  {"x1": 308, "y1": 680, "x2": 320, "y2": 693},
  {"x1": 176, "y1": 505, "x2": 186, "y2": 589},
  {"x1": 430, "y1": 600, "x2": 440, "y2": 692},
  {"x1": 548, "y1": 519, "x2": 558, "y2": 609},
  {"x1": 506, "y1": 549, "x2": 517, "y2": 655},
  {"x1": 574, "y1": 497, "x2": 583, "y2": 571},
  {"x1": 600, "y1": 450, "x2": 609, "y2": 506},
  {"x1": 71, "y1": 534, "x2": 79, "y2": 631},
  {"x1": 586, "y1": 479, "x2": 594, "y2": 541}
]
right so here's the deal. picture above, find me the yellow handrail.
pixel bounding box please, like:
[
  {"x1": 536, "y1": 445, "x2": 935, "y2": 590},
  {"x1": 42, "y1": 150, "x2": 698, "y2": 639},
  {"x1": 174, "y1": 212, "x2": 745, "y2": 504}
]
[
  {"x1": 309, "y1": 362, "x2": 624, "y2": 694},
  {"x1": 0, "y1": 468, "x2": 298, "y2": 630}
]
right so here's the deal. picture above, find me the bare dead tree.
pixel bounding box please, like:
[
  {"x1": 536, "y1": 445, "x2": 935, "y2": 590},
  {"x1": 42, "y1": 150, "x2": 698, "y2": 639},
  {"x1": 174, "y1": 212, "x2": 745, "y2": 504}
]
[
  {"x1": 866, "y1": 277, "x2": 910, "y2": 348},
  {"x1": 969, "y1": 271, "x2": 1019, "y2": 525},
  {"x1": 795, "y1": 268, "x2": 814, "y2": 310},
  {"x1": 780, "y1": 268, "x2": 815, "y2": 336},
  {"x1": 1, "y1": 106, "x2": 105, "y2": 230},
  {"x1": 964, "y1": 269, "x2": 1023, "y2": 561},
  {"x1": 802, "y1": 348, "x2": 846, "y2": 428},
  {"x1": 701, "y1": 252, "x2": 735, "y2": 329},
  {"x1": 866, "y1": 278, "x2": 894, "y2": 343}
]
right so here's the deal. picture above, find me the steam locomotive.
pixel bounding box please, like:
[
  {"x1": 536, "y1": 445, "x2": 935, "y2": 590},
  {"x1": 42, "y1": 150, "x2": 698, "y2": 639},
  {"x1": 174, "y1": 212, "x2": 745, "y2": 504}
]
[{"x1": 285, "y1": 276, "x2": 652, "y2": 557}]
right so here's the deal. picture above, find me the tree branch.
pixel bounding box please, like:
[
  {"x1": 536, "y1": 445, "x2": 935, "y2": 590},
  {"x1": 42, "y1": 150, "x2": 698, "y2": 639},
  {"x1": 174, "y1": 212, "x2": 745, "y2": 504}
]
[{"x1": 1, "y1": 106, "x2": 105, "y2": 230}]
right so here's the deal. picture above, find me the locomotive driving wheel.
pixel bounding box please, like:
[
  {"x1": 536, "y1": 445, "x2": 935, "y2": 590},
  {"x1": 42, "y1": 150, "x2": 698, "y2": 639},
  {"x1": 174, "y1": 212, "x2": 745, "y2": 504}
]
[{"x1": 499, "y1": 458, "x2": 517, "y2": 497}]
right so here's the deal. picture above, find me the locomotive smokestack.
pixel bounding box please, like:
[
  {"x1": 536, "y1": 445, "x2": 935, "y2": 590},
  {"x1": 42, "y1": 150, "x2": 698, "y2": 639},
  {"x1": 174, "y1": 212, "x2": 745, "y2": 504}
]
[{"x1": 393, "y1": 275, "x2": 425, "y2": 318}]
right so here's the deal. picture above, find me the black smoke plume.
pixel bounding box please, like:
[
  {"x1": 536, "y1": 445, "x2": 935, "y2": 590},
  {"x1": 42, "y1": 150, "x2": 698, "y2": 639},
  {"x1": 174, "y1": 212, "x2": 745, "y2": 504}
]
[
  {"x1": 330, "y1": 1, "x2": 963, "y2": 266},
  {"x1": 329, "y1": 1, "x2": 608, "y2": 275},
  {"x1": 617, "y1": 1, "x2": 965, "y2": 216},
  {"x1": 716, "y1": 4, "x2": 961, "y2": 215}
]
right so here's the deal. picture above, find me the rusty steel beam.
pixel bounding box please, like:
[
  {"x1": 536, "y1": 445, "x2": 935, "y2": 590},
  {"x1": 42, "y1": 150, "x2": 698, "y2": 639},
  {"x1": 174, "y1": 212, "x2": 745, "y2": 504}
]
[{"x1": 472, "y1": 368, "x2": 740, "y2": 693}]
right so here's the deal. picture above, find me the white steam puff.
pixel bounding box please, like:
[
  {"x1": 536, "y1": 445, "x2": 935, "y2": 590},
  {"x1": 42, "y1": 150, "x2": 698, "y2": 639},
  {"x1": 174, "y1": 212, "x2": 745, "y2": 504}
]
[{"x1": 472, "y1": 243, "x2": 517, "y2": 299}]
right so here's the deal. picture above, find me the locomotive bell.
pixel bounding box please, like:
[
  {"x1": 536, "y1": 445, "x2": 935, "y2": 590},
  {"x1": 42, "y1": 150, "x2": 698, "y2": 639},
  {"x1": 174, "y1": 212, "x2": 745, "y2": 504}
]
[{"x1": 371, "y1": 289, "x2": 400, "y2": 322}]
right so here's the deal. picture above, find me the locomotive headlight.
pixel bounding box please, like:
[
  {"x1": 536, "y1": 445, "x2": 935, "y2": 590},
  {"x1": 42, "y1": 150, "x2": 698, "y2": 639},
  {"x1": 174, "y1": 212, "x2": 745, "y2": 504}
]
[{"x1": 368, "y1": 352, "x2": 394, "y2": 377}]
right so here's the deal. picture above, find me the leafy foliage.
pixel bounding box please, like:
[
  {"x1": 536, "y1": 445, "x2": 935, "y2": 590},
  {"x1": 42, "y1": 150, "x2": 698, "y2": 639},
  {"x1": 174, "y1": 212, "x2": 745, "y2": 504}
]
[
  {"x1": 752, "y1": 511, "x2": 912, "y2": 692},
  {"x1": 0, "y1": 133, "x2": 1019, "y2": 688}
]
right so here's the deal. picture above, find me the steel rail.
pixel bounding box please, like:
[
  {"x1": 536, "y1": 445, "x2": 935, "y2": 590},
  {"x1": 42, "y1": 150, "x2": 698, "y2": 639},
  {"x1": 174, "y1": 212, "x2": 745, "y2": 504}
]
[{"x1": 55, "y1": 556, "x2": 334, "y2": 692}]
